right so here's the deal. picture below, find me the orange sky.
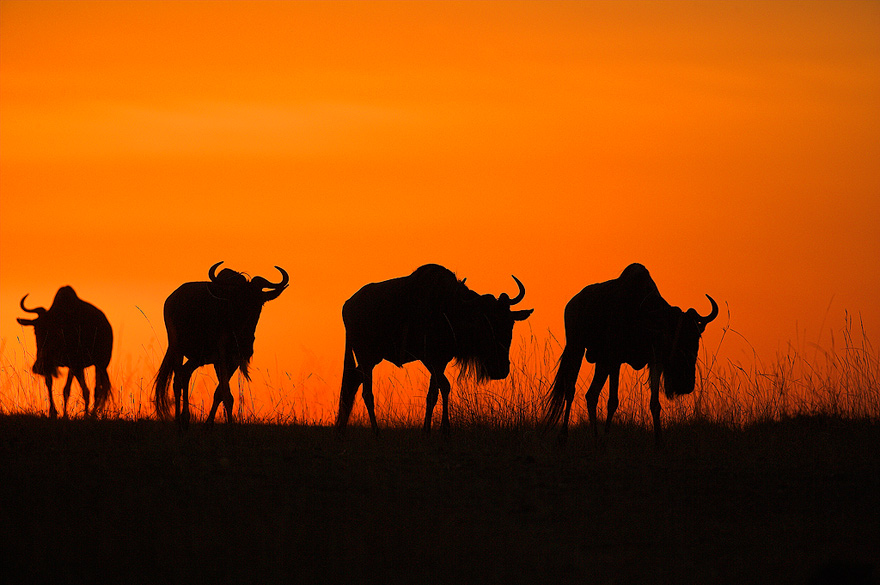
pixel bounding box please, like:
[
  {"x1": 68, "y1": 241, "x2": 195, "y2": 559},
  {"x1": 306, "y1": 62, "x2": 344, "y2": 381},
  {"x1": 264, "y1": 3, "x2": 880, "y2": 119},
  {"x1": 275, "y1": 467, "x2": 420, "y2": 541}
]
[{"x1": 2, "y1": 1, "x2": 879, "y2": 419}]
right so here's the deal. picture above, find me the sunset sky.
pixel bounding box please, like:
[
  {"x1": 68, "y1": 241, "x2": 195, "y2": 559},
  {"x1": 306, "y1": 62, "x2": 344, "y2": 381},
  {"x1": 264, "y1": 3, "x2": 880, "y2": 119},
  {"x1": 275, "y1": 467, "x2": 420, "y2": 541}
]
[{"x1": 2, "y1": 1, "x2": 878, "y2": 418}]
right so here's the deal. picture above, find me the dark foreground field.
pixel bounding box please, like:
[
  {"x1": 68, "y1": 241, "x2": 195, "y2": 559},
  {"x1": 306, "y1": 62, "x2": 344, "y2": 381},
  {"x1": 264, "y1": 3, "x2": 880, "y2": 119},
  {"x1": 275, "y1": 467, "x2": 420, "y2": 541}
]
[{"x1": 1, "y1": 415, "x2": 878, "y2": 584}]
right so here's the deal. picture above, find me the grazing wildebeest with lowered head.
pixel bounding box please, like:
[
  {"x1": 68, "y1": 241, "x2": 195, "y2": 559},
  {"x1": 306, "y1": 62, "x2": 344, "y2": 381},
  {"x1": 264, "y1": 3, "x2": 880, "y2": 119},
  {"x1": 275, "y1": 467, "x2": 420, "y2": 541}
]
[
  {"x1": 154, "y1": 261, "x2": 288, "y2": 429},
  {"x1": 17, "y1": 286, "x2": 113, "y2": 418},
  {"x1": 337, "y1": 264, "x2": 533, "y2": 437},
  {"x1": 544, "y1": 263, "x2": 718, "y2": 445}
]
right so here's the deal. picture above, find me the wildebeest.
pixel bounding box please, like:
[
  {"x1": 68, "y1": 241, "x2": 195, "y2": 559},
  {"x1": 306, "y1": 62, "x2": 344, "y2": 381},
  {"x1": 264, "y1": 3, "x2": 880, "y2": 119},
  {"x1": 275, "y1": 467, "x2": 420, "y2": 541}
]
[
  {"x1": 17, "y1": 286, "x2": 113, "y2": 418},
  {"x1": 544, "y1": 263, "x2": 718, "y2": 445},
  {"x1": 154, "y1": 261, "x2": 289, "y2": 429},
  {"x1": 336, "y1": 264, "x2": 533, "y2": 437}
]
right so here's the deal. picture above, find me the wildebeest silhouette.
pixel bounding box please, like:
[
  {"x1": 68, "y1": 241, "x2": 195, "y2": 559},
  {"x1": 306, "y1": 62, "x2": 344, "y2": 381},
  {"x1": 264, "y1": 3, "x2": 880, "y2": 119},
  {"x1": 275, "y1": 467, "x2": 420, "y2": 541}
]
[
  {"x1": 154, "y1": 261, "x2": 288, "y2": 429},
  {"x1": 544, "y1": 263, "x2": 718, "y2": 445},
  {"x1": 17, "y1": 286, "x2": 113, "y2": 418},
  {"x1": 336, "y1": 264, "x2": 533, "y2": 437}
]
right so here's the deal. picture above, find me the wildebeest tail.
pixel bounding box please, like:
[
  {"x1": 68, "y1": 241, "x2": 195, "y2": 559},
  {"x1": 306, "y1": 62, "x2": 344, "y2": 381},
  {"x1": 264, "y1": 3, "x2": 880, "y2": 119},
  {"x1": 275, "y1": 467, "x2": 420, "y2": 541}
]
[
  {"x1": 153, "y1": 348, "x2": 179, "y2": 419},
  {"x1": 542, "y1": 345, "x2": 581, "y2": 432},
  {"x1": 335, "y1": 340, "x2": 361, "y2": 431},
  {"x1": 93, "y1": 367, "x2": 112, "y2": 412},
  {"x1": 543, "y1": 363, "x2": 567, "y2": 431}
]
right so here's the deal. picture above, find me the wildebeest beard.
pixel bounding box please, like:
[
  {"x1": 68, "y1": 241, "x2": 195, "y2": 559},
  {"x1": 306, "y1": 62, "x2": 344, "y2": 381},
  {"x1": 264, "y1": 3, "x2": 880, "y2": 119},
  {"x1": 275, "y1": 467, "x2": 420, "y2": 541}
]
[
  {"x1": 450, "y1": 315, "x2": 508, "y2": 384},
  {"x1": 32, "y1": 352, "x2": 60, "y2": 378},
  {"x1": 659, "y1": 310, "x2": 702, "y2": 398},
  {"x1": 230, "y1": 331, "x2": 256, "y2": 381},
  {"x1": 662, "y1": 359, "x2": 697, "y2": 398},
  {"x1": 454, "y1": 354, "x2": 494, "y2": 384}
]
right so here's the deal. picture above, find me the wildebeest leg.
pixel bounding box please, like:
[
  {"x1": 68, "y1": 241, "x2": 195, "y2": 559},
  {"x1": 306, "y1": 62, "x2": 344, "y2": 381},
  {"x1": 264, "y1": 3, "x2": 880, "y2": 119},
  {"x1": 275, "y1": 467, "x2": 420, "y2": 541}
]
[
  {"x1": 585, "y1": 363, "x2": 610, "y2": 440},
  {"x1": 423, "y1": 372, "x2": 441, "y2": 435},
  {"x1": 61, "y1": 369, "x2": 76, "y2": 419},
  {"x1": 649, "y1": 367, "x2": 663, "y2": 446},
  {"x1": 214, "y1": 363, "x2": 238, "y2": 423},
  {"x1": 173, "y1": 369, "x2": 182, "y2": 420},
  {"x1": 603, "y1": 364, "x2": 622, "y2": 435},
  {"x1": 173, "y1": 361, "x2": 198, "y2": 430},
  {"x1": 206, "y1": 366, "x2": 224, "y2": 426},
  {"x1": 222, "y1": 378, "x2": 235, "y2": 423},
  {"x1": 361, "y1": 365, "x2": 379, "y2": 436},
  {"x1": 336, "y1": 350, "x2": 366, "y2": 433},
  {"x1": 206, "y1": 362, "x2": 235, "y2": 427},
  {"x1": 438, "y1": 373, "x2": 452, "y2": 438},
  {"x1": 44, "y1": 375, "x2": 57, "y2": 419},
  {"x1": 72, "y1": 369, "x2": 91, "y2": 418}
]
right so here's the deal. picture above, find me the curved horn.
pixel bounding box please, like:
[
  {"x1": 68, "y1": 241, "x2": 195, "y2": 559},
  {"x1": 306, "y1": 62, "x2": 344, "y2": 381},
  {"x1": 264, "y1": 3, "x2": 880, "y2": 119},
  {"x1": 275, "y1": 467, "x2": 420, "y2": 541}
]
[
  {"x1": 507, "y1": 275, "x2": 526, "y2": 306},
  {"x1": 252, "y1": 266, "x2": 289, "y2": 290},
  {"x1": 208, "y1": 261, "x2": 224, "y2": 282},
  {"x1": 20, "y1": 294, "x2": 45, "y2": 315},
  {"x1": 699, "y1": 294, "x2": 719, "y2": 325},
  {"x1": 268, "y1": 266, "x2": 289, "y2": 289}
]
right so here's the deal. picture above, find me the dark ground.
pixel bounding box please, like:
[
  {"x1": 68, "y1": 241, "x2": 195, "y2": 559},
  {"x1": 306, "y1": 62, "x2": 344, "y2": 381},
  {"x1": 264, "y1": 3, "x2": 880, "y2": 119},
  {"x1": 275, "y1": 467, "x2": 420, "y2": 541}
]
[{"x1": 1, "y1": 414, "x2": 878, "y2": 584}]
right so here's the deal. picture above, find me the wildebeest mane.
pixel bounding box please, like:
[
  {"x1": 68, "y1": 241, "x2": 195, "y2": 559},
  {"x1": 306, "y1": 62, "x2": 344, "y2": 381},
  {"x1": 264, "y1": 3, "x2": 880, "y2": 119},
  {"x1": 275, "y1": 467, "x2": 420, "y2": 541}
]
[
  {"x1": 50, "y1": 285, "x2": 81, "y2": 310},
  {"x1": 405, "y1": 264, "x2": 470, "y2": 313},
  {"x1": 206, "y1": 268, "x2": 249, "y2": 300}
]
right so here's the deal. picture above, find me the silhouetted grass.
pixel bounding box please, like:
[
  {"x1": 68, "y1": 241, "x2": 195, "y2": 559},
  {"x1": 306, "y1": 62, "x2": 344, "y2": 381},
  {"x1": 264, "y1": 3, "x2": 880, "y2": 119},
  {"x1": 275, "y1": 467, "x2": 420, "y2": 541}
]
[
  {"x1": 3, "y1": 315, "x2": 878, "y2": 430},
  {"x1": 692, "y1": 311, "x2": 880, "y2": 426}
]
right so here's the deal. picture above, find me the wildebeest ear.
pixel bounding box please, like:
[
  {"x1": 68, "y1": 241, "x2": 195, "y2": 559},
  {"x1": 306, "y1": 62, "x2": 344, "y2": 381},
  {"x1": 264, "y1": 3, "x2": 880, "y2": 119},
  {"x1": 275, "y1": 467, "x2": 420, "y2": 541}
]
[
  {"x1": 512, "y1": 309, "x2": 534, "y2": 321},
  {"x1": 17, "y1": 317, "x2": 36, "y2": 326}
]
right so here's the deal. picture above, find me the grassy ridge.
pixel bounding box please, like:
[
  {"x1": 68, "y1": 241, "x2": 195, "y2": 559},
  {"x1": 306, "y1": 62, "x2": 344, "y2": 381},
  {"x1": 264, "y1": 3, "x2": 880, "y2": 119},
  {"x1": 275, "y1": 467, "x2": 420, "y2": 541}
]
[
  {"x1": 5, "y1": 315, "x2": 878, "y2": 428},
  {"x1": 2, "y1": 317, "x2": 878, "y2": 583},
  {"x1": 1, "y1": 414, "x2": 878, "y2": 584}
]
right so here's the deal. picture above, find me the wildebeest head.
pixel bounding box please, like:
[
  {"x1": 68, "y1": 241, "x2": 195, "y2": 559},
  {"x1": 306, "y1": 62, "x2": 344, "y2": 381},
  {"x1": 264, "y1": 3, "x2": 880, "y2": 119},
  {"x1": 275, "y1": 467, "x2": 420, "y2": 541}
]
[
  {"x1": 207, "y1": 261, "x2": 289, "y2": 301},
  {"x1": 659, "y1": 295, "x2": 719, "y2": 397},
  {"x1": 17, "y1": 293, "x2": 48, "y2": 323},
  {"x1": 208, "y1": 261, "x2": 289, "y2": 299},
  {"x1": 17, "y1": 292, "x2": 55, "y2": 376},
  {"x1": 204, "y1": 261, "x2": 289, "y2": 370},
  {"x1": 453, "y1": 276, "x2": 534, "y2": 381}
]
